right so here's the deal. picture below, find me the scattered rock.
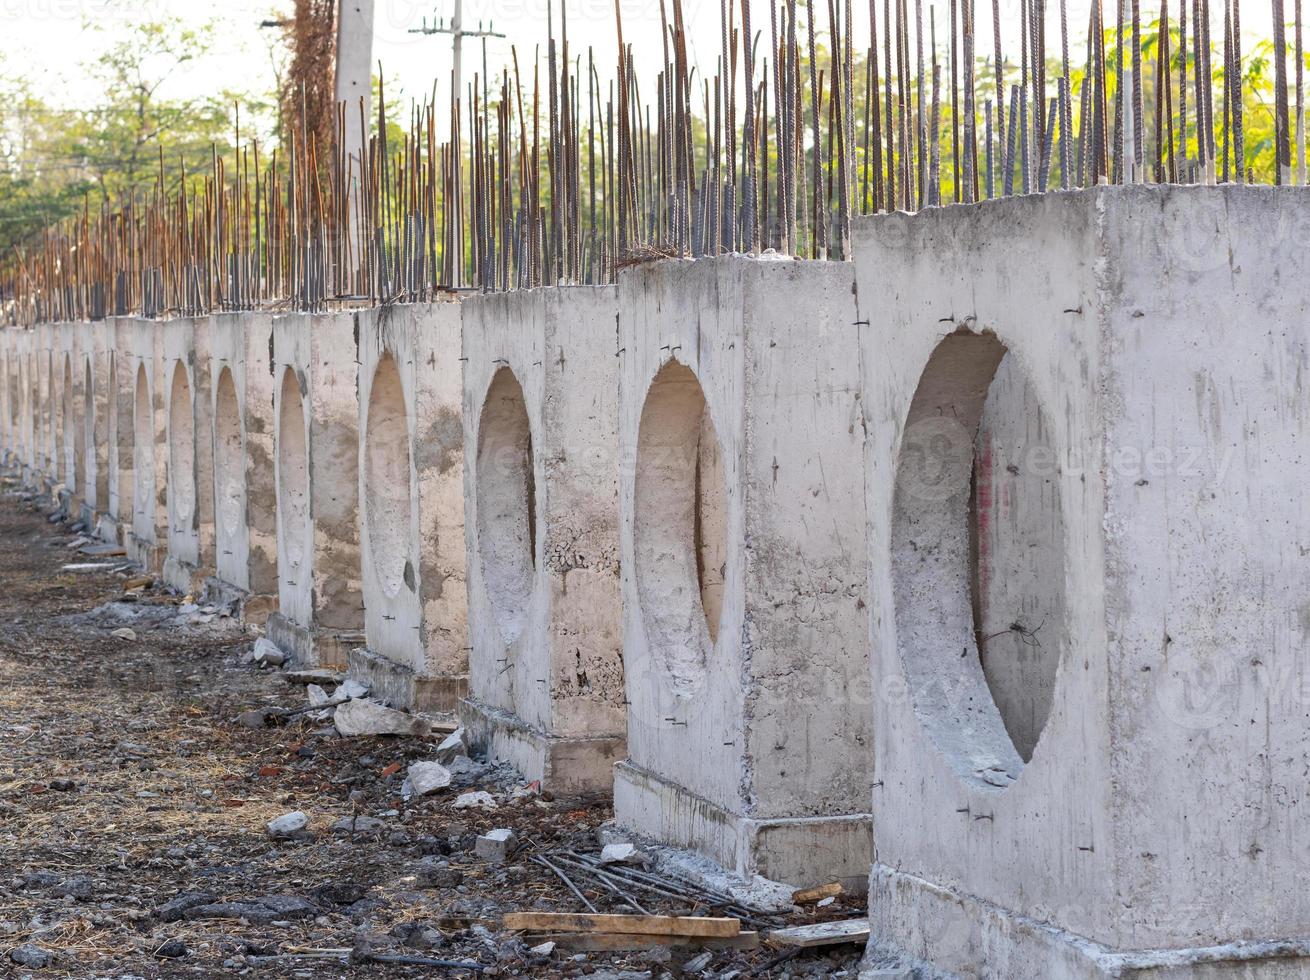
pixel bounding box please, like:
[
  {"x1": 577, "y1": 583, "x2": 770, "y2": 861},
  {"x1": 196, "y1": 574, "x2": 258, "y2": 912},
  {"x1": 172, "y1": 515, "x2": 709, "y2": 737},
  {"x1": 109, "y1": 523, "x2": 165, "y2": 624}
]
[
  {"x1": 283, "y1": 668, "x2": 345, "y2": 686},
  {"x1": 252, "y1": 637, "x2": 286, "y2": 666},
  {"x1": 53, "y1": 874, "x2": 93, "y2": 899},
  {"x1": 600, "y1": 842, "x2": 649, "y2": 866},
  {"x1": 434, "y1": 727, "x2": 468, "y2": 763},
  {"x1": 475, "y1": 827, "x2": 516, "y2": 862},
  {"x1": 110, "y1": 626, "x2": 137, "y2": 641},
  {"x1": 402, "y1": 761, "x2": 452, "y2": 799},
  {"x1": 333, "y1": 699, "x2": 429, "y2": 737},
  {"x1": 339, "y1": 678, "x2": 369, "y2": 699},
  {"x1": 314, "y1": 881, "x2": 368, "y2": 905},
  {"x1": 153, "y1": 939, "x2": 188, "y2": 959},
  {"x1": 48, "y1": 778, "x2": 76, "y2": 792},
  {"x1": 413, "y1": 857, "x2": 464, "y2": 889},
  {"x1": 156, "y1": 892, "x2": 216, "y2": 922},
  {"x1": 183, "y1": 895, "x2": 317, "y2": 924},
  {"x1": 10, "y1": 944, "x2": 52, "y2": 968},
  {"x1": 446, "y1": 756, "x2": 492, "y2": 788},
  {"x1": 453, "y1": 790, "x2": 498, "y2": 811},
  {"x1": 530, "y1": 940, "x2": 557, "y2": 957},
  {"x1": 236, "y1": 708, "x2": 273, "y2": 730},
  {"x1": 266, "y1": 811, "x2": 311, "y2": 840},
  {"x1": 332, "y1": 815, "x2": 388, "y2": 836}
]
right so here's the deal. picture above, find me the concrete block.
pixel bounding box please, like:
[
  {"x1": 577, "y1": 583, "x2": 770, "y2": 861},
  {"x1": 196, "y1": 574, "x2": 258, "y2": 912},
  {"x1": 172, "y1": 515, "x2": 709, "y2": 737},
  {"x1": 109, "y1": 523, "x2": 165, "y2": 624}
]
[
  {"x1": 55, "y1": 321, "x2": 82, "y2": 509},
  {"x1": 76, "y1": 322, "x2": 111, "y2": 528},
  {"x1": 36, "y1": 321, "x2": 56, "y2": 484},
  {"x1": 207, "y1": 312, "x2": 278, "y2": 622},
  {"x1": 613, "y1": 256, "x2": 873, "y2": 890},
  {"x1": 460, "y1": 287, "x2": 625, "y2": 795},
  {"x1": 125, "y1": 318, "x2": 168, "y2": 572},
  {"x1": 352, "y1": 301, "x2": 468, "y2": 711},
  {"x1": 103, "y1": 317, "x2": 136, "y2": 543},
  {"x1": 267, "y1": 311, "x2": 364, "y2": 668},
  {"x1": 854, "y1": 185, "x2": 1310, "y2": 975},
  {"x1": 161, "y1": 317, "x2": 215, "y2": 595}
]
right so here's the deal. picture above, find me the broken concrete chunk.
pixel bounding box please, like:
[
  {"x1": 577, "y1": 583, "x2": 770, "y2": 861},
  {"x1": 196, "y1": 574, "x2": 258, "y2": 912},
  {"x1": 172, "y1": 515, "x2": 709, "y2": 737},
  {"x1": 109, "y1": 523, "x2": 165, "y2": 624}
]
[
  {"x1": 475, "y1": 827, "x2": 516, "y2": 862},
  {"x1": 156, "y1": 892, "x2": 216, "y2": 922},
  {"x1": 434, "y1": 727, "x2": 467, "y2": 763},
  {"x1": 266, "y1": 811, "x2": 310, "y2": 839},
  {"x1": 333, "y1": 698, "x2": 429, "y2": 737},
  {"x1": 338, "y1": 678, "x2": 369, "y2": 699},
  {"x1": 9, "y1": 944, "x2": 53, "y2": 968},
  {"x1": 452, "y1": 790, "x2": 498, "y2": 811},
  {"x1": 402, "y1": 761, "x2": 453, "y2": 800},
  {"x1": 252, "y1": 637, "x2": 286, "y2": 666},
  {"x1": 110, "y1": 627, "x2": 137, "y2": 641},
  {"x1": 600, "y1": 842, "x2": 648, "y2": 866},
  {"x1": 331, "y1": 815, "x2": 388, "y2": 836},
  {"x1": 282, "y1": 668, "x2": 345, "y2": 686},
  {"x1": 529, "y1": 941, "x2": 556, "y2": 957}
]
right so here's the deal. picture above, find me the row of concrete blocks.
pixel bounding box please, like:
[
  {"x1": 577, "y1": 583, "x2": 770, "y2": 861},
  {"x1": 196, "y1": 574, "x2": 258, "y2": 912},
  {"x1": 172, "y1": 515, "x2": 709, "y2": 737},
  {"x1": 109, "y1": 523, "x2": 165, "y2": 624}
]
[{"x1": 3, "y1": 187, "x2": 1309, "y2": 977}]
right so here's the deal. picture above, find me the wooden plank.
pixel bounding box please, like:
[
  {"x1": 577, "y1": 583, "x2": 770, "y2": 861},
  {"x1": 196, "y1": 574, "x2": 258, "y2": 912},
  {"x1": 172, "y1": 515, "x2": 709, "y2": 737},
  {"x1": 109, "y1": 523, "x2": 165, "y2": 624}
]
[
  {"x1": 79, "y1": 543, "x2": 126, "y2": 556},
  {"x1": 767, "y1": 918, "x2": 870, "y2": 948},
  {"x1": 792, "y1": 881, "x2": 844, "y2": 904},
  {"x1": 503, "y1": 912, "x2": 739, "y2": 938},
  {"x1": 530, "y1": 931, "x2": 760, "y2": 952}
]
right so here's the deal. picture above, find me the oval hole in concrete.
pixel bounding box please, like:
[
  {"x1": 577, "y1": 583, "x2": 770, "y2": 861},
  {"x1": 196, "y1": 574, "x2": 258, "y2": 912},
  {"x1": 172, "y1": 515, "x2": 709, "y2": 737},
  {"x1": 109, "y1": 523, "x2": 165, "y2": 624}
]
[
  {"x1": 891, "y1": 331, "x2": 1066, "y2": 789},
  {"x1": 634, "y1": 360, "x2": 727, "y2": 699},
  {"x1": 278, "y1": 367, "x2": 310, "y2": 573},
  {"x1": 214, "y1": 367, "x2": 244, "y2": 541},
  {"x1": 168, "y1": 362, "x2": 195, "y2": 526},
  {"x1": 133, "y1": 363, "x2": 153, "y2": 520},
  {"x1": 475, "y1": 366, "x2": 537, "y2": 645},
  {"x1": 364, "y1": 354, "x2": 413, "y2": 599}
]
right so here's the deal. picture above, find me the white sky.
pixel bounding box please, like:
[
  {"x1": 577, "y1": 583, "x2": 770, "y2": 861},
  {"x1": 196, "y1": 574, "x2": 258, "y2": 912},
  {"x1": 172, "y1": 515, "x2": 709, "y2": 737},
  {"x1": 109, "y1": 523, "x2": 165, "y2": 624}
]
[{"x1": 0, "y1": 0, "x2": 1281, "y2": 138}]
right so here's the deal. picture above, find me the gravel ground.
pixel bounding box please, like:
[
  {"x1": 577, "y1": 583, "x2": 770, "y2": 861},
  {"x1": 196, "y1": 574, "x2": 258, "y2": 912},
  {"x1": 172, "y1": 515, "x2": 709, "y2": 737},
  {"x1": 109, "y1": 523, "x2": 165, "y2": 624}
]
[{"x1": 0, "y1": 484, "x2": 867, "y2": 979}]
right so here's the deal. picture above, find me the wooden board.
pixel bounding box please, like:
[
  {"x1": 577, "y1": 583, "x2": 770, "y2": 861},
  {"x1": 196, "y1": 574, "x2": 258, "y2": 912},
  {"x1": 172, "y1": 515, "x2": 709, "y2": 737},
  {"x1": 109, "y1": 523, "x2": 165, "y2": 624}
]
[
  {"x1": 792, "y1": 881, "x2": 844, "y2": 904},
  {"x1": 529, "y1": 931, "x2": 760, "y2": 952},
  {"x1": 503, "y1": 912, "x2": 739, "y2": 938},
  {"x1": 767, "y1": 918, "x2": 870, "y2": 947}
]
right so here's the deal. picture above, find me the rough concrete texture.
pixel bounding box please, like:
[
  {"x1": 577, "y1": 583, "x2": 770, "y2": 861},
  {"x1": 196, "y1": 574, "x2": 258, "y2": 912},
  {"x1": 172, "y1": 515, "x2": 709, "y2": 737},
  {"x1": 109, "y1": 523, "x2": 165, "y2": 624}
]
[
  {"x1": 460, "y1": 287, "x2": 626, "y2": 794},
  {"x1": 267, "y1": 311, "x2": 364, "y2": 668},
  {"x1": 353, "y1": 301, "x2": 468, "y2": 711},
  {"x1": 613, "y1": 255, "x2": 873, "y2": 890},
  {"x1": 207, "y1": 312, "x2": 278, "y2": 622},
  {"x1": 76, "y1": 322, "x2": 111, "y2": 528},
  {"x1": 104, "y1": 318, "x2": 136, "y2": 542},
  {"x1": 161, "y1": 318, "x2": 215, "y2": 595},
  {"x1": 855, "y1": 185, "x2": 1310, "y2": 976},
  {"x1": 36, "y1": 322, "x2": 55, "y2": 484},
  {"x1": 56, "y1": 322, "x2": 83, "y2": 510},
  {"x1": 125, "y1": 319, "x2": 168, "y2": 572}
]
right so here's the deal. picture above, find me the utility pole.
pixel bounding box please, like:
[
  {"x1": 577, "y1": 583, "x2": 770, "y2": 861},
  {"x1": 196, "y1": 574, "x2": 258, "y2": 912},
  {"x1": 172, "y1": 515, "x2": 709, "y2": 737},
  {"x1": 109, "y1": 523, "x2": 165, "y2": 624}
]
[
  {"x1": 337, "y1": 0, "x2": 375, "y2": 291},
  {"x1": 410, "y1": 2, "x2": 504, "y2": 286}
]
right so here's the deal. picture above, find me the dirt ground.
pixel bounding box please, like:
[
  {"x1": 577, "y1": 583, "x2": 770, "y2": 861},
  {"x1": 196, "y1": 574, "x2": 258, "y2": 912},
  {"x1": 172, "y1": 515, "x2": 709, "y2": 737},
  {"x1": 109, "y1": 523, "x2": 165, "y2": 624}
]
[{"x1": 0, "y1": 488, "x2": 867, "y2": 979}]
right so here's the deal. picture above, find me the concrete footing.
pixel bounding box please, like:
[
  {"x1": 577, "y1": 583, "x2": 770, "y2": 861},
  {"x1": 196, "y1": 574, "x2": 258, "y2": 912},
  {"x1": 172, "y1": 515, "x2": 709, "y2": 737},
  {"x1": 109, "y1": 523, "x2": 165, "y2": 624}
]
[
  {"x1": 352, "y1": 302, "x2": 467, "y2": 710},
  {"x1": 614, "y1": 256, "x2": 873, "y2": 889},
  {"x1": 854, "y1": 186, "x2": 1310, "y2": 974},
  {"x1": 161, "y1": 317, "x2": 215, "y2": 595},
  {"x1": 206, "y1": 312, "x2": 278, "y2": 622},
  {"x1": 125, "y1": 319, "x2": 167, "y2": 572},
  {"x1": 460, "y1": 287, "x2": 626, "y2": 794},
  {"x1": 268, "y1": 311, "x2": 365, "y2": 668}
]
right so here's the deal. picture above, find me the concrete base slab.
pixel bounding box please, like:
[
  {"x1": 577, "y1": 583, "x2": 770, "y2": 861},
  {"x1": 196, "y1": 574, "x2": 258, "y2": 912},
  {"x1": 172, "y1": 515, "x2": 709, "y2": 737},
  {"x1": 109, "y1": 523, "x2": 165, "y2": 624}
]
[
  {"x1": 94, "y1": 513, "x2": 119, "y2": 544},
  {"x1": 461, "y1": 697, "x2": 625, "y2": 796},
  {"x1": 868, "y1": 865, "x2": 1310, "y2": 980},
  {"x1": 201, "y1": 576, "x2": 277, "y2": 625},
  {"x1": 162, "y1": 555, "x2": 207, "y2": 596},
  {"x1": 265, "y1": 612, "x2": 361, "y2": 670},
  {"x1": 348, "y1": 646, "x2": 466, "y2": 712},
  {"x1": 613, "y1": 760, "x2": 872, "y2": 893}
]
